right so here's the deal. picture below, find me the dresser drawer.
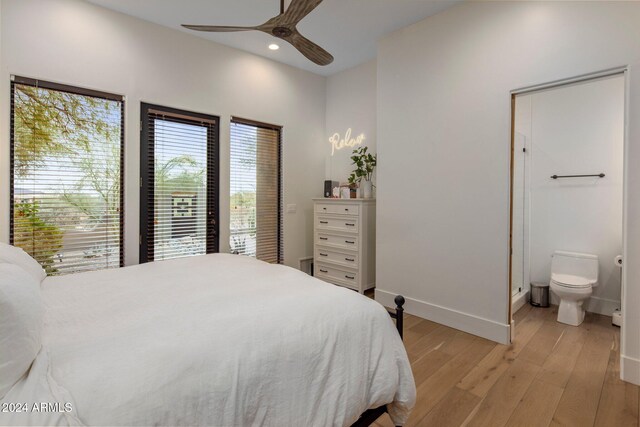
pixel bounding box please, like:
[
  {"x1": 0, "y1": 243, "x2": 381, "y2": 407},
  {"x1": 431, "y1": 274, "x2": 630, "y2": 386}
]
[
  {"x1": 315, "y1": 263, "x2": 359, "y2": 288},
  {"x1": 316, "y1": 202, "x2": 360, "y2": 216},
  {"x1": 315, "y1": 247, "x2": 359, "y2": 269},
  {"x1": 316, "y1": 233, "x2": 359, "y2": 251},
  {"x1": 316, "y1": 216, "x2": 359, "y2": 233}
]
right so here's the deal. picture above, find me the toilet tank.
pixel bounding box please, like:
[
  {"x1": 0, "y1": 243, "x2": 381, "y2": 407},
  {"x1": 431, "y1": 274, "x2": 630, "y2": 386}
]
[{"x1": 551, "y1": 251, "x2": 599, "y2": 283}]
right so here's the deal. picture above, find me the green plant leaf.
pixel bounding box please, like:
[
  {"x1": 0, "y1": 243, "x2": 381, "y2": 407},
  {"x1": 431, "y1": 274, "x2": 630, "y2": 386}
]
[{"x1": 347, "y1": 146, "x2": 377, "y2": 187}]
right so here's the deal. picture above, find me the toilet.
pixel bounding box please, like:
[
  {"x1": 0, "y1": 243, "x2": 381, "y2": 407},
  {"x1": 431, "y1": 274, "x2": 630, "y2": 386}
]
[{"x1": 549, "y1": 251, "x2": 599, "y2": 326}]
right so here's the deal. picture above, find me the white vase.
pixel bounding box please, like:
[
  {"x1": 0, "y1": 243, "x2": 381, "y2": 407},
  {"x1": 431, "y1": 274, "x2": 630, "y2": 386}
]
[{"x1": 361, "y1": 180, "x2": 373, "y2": 199}]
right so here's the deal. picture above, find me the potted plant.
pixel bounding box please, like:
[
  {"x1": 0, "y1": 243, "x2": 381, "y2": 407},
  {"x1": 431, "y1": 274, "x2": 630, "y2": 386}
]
[{"x1": 348, "y1": 146, "x2": 377, "y2": 199}]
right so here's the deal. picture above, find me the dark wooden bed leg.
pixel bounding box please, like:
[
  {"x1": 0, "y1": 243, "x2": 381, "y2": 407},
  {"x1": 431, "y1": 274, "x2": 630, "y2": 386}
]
[
  {"x1": 351, "y1": 295, "x2": 406, "y2": 427},
  {"x1": 394, "y1": 295, "x2": 405, "y2": 340}
]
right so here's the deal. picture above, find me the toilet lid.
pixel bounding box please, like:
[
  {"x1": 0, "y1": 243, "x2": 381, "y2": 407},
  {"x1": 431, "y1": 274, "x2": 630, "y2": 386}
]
[{"x1": 551, "y1": 273, "x2": 594, "y2": 288}]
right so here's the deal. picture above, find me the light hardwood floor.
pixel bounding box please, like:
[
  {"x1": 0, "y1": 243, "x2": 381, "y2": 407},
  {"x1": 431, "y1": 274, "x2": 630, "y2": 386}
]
[{"x1": 375, "y1": 304, "x2": 639, "y2": 427}]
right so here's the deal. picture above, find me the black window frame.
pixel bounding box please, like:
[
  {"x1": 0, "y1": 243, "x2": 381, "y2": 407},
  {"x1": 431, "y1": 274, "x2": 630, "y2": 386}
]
[
  {"x1": 9, "y1": 75, "x2": 125, "y2": 272},
  {"x1": 139, "y1": 103, "x2": 220, "y2": 263}
]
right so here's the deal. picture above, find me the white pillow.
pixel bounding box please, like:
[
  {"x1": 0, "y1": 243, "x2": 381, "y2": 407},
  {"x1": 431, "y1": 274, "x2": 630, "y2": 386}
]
[
  {"x1": 0, "y1": 263, "x2": 45, "y2": 399},
  {"x1": 0, "y1": 242, "x2": 47, "y2": 283}
]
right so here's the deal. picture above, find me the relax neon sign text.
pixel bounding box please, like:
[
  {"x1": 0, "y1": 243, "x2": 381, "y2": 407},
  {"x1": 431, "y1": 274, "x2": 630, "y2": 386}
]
[{"x1": 329, "y1": 128, "x2": 365, "y2": 156}]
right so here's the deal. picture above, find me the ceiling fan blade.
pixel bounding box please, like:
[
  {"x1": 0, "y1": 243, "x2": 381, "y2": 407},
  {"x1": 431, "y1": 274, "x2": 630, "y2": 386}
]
[
  {"x1": 281, "y1": 29, "x2": 333, "y2": 66},
  {"x1": 280, "y1": 0, "x2": 323, "y2": 25},
  {"x1": 182, "y1": 24, "x2": 257, "y2": 32}
]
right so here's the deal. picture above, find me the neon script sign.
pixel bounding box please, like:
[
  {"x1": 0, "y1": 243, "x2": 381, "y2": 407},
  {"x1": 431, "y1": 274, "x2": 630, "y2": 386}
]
[{"x1": 329, "y1": 128, "x2": 365, "y2": 156}]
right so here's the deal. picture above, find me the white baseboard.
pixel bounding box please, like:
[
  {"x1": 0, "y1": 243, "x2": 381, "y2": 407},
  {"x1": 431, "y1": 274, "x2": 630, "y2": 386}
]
[
  {"x1": 621, "y1": 354, "x2": 640, "y2": 385},
  {"x1": 549, "y1": 294, "x2": 620, "y2": 317},
  {"x1": 586, "y1": 296, "x2": 621, "y2": 316},
  {"x1": 376, "y1": 289, "x2": 511, "y2": 345},
  {"x1": 512, "y1": 290, "x2": 530, "y2": 314}
]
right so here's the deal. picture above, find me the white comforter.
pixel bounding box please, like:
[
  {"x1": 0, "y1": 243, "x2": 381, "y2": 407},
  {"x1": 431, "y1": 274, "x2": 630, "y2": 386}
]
[{"x1": 2, "y1": 254, "x2": 415, "y2": 426}]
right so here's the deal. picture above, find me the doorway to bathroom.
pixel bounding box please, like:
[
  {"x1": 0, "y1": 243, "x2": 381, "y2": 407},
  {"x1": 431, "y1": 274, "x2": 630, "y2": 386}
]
[{"x1": 509, "y1": 70, "x2": 626, "y2": 327}]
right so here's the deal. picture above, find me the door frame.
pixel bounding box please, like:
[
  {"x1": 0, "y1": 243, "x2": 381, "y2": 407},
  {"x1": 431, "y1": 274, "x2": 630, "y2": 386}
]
[
  {"x1": 139, "y1": 102, "x2": 220, "y2": 263},
  {"x1": 508, "y1": 66, "x2": 629, "y2": 338}
]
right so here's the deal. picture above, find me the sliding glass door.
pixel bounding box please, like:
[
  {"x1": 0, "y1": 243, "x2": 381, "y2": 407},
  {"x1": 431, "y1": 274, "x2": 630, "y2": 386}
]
[{"x1": 140, "y1": 104, "x2": 219, "y2": 263}]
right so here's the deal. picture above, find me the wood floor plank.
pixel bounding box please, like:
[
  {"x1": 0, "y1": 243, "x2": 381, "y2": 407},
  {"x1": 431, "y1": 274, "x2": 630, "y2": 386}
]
[
  {"x1": 403, "y1": 316, "x2": 435, "y2": 346},
  {"x1": 594, "y1": 333, "x2": 640, "y2": 427},
  {"x1": 543, "y1": 305, "x2": 560, "y2": 322},
  {"x1": 411, "y1": 349, "x2": 452, "y2": 386},
  {"x1": 404, "y1": 314, "x2": 425, "y2": 329},
  {"x1": 458, "y1": 309, "x2": 545, "y2": 397},
  {"x1": 550, "y1": 330, "x2": 612, "y2": 426},
  {"x1": 535, "y1": 326, "x2": 587, "y2": 388},
  {"x1": 583, "y1": 311, "x2": 616, "y2": 332},
  {"x1": 406, "y1": 337, "x2": 496, "y2": 426},
  {"x1": 418, "y1": 386, "x2": 481, "y2": 427},
  {"x1": 456, "y1": 345, "x2": 513, "y2": 398},
  {"x1": 504, "y1": 379, "x2": 564, "y2": 427},
  {"x1": 406, "y1": 325, "x2": 457, "y2": 363},
  {"x1": 403, "y1": 329, "x2": 424, "y2": 348},
  {"x1": 405, "y1": 323, "x2": 447, "y2": 355},
  {"x1": 466, "y1": 359, "x2": 541, "y2": 427},
  {"x1": 438, "y1": 330, "x2": 480, "y2": 357},
  {"x1": 513, "y1": 303, "x2": 533, "y2": 323},
  {"x1": 517, "y1": 320, "x2": 566, "y2": 367},
  {"x1": 409, "y1": 318, "x2": 441, "y2": 336}
]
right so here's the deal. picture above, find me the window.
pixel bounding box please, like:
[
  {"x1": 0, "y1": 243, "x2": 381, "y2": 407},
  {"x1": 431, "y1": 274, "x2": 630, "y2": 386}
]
[
  {"x1": 230, "y1": 117, "x2": 282, "y2": 264},
  {"x1": 10, "y1": 76, "x2": 124, "y2": 275},
  {"x1": 140, "y1": 103, "x2": 219, "y2": 263}
]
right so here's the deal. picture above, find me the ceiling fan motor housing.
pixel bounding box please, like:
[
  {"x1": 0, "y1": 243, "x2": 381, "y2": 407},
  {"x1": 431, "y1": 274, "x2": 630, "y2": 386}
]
[{"x1": 272, "y1": 27, "x2": 293, "y2": 38}]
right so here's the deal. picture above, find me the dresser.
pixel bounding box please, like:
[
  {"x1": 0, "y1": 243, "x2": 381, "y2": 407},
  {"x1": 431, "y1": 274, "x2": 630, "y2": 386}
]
[{"x1": 313, "y1": 198, "x2": 375, "y2": 293}]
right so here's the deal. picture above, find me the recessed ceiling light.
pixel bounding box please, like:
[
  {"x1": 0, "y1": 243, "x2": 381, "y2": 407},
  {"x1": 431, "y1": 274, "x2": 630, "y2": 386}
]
[{"x1": 268, "y1": 43, "x2": 280, "y2": 51}]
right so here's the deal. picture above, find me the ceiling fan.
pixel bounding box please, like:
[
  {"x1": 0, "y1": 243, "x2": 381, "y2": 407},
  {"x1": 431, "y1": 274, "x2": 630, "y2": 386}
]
[{"x1": 182, "y1": 0, "x2": 334, "y2": 66}]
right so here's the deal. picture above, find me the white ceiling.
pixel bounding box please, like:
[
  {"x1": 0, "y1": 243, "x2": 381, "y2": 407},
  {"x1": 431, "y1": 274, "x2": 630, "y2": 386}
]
[{"x1": 86, "y1": 0, "x2": 462, "y2": 76}]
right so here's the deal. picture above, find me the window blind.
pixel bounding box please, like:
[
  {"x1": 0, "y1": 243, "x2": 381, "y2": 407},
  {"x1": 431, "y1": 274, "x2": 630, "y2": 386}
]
[
  {"x1": 10, "y1": 76, "x2": 124, "y2": 276},
  {"x1": 230, "y1": 118, "x2": 283, "y2": 264},
  {"x1": 140, "y1": 104, "x2": 219, "y2": 263}
]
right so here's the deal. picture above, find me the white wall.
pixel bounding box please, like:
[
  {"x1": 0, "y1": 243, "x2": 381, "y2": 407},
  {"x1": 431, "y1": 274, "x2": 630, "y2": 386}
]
[
  {"x1": 516, "y1": 75, "x2": 625, "y2": 316},
  {"x1": 325, "y1": 60, "x2": 377, "y2": 185},
  {"x1": 0, "y1": 0, "x2": 327, "y2": 268},
  {"x1": 376, "y1": 1, "x2": 640, "y2": 384}
]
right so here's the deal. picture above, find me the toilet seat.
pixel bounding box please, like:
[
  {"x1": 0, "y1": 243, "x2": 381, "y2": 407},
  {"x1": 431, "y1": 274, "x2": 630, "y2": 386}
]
[{"x1": 551, "y1": 273, "x2": 594, "y2": 289}]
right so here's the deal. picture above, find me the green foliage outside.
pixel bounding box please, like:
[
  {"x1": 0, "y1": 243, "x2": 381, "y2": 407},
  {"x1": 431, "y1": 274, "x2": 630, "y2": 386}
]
[
  {"x1": 13, "y1": 201, "x2": 63, "y2": 275},
  {"x1": 156, "y1": 155, "x2": 204, "y2": 191},
  {"x1": 13, "y1": 84, "x2": 122, "y2": 273},
  {"x1": 230, "y1": 191, "x2": 256, "y2": 254},
  {"x1": 230, "y1": 191, "x2": 256, "y2": 228},
  {"x1": 13, "y1": 85, "x2": 119, "y2": 177}
]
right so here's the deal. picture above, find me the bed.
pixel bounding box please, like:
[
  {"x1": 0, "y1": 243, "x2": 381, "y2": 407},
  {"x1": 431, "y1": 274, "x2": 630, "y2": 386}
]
[{"x1": 0, "y1": 251, "x2": 415, "y2": 427}]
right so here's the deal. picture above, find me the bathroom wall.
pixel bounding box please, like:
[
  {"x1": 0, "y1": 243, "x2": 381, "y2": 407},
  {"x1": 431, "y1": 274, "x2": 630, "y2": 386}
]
[
  {"x1": 515, "y1": 75, "x2": 625, "y2": 315},
  {"x1": 325, "y1": 60, "x2": 377, "y2": 185}
]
